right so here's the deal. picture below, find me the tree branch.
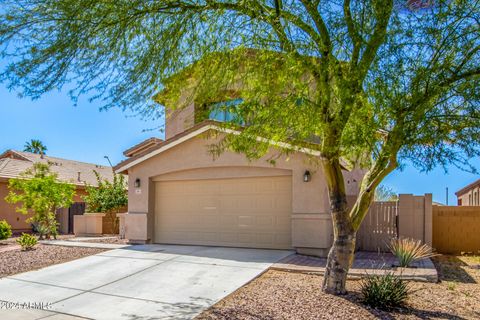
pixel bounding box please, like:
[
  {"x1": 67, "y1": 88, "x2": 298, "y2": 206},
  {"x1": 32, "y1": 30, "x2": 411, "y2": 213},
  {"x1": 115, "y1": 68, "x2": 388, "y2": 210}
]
[
  {"x1": 343, "y1": 0, "x2": 361, "y2": 65},
  {"x1": 357, "y1": 0, "x2": 393, "y2": 80},
  {"x1": 299, "y1": 0, "x2": 331, "y2": 56}
]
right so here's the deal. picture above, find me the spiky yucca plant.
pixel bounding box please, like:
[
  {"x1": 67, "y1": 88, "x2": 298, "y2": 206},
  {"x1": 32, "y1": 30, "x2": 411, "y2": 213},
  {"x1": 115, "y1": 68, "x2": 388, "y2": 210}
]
[
  {"x1": 361, "y1": 273, "x2": 410, "y2": 310},
  {"x1": 389, "y1": 237, "x2": 437, "y2": 267}
]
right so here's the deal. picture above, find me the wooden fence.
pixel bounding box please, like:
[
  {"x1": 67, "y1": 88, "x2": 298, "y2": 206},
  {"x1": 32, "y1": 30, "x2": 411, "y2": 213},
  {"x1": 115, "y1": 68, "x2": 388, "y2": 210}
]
[
  {"x1": 356, "y1": 201, "x2": 398, "y2": 251},
  {"x1": 433, "y1": 206, "x2": 480, "y2": 254}
]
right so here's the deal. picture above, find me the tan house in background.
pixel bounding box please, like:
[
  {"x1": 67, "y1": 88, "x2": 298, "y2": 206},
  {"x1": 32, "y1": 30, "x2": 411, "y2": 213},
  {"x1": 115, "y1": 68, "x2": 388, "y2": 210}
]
[
  {"x1": 115, "y1": 63, "x2": 366, "y2": 256},
  {"x1": 0, "y1": 150, "x2": 115, "y2": 233},
  {"x1": 456, "y1": 178, "x2": 480, "y2": 206}
]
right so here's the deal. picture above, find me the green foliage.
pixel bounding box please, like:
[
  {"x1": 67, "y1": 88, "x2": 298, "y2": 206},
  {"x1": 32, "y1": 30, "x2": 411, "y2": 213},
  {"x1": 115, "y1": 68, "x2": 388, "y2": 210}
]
[
  {"x1": 0, "y1": 0, "x2": 479, "y2": 294},
  {"x1": 0, "y1": 1, "x2": 477, "y2": 172},
  {"x1": 447, "y1": 281, "x2": 457, "y2": 291},
  {"x1": 5, "y1": 163, "x2": 75, "y2": 239},
  {"x1": 16, "y1": 233, "x2": 38, "y2": 250},
  {"x1": 0, "y1": 219, "x2": 12, "y2": 240},
  {"x1": 361, "y1": 273, "x2": 410, "y2": 310},
  {"x1": 84, "y1": 172, "x2": 127, "y2": 234},
  {"x1": 84, "y1": 171, "x2": 127, "y2": 213},
  {"x1": 375, "y1": 185, "x2": 398, "y2": 202},
  {"x1": 389, "y1": 237, "x2": 437, "y2": 267},
  {"x1": 24, "y1": 139, "x2": 47, "y2": 155}
]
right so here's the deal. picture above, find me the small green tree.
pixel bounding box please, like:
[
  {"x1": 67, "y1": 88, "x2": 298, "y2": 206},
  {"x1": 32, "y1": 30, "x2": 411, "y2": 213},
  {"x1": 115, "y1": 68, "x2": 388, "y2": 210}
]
[
  {"x1": 83, "y1": 172, "x2": 127, "y2": 234},
  {"x1": 5, "y1": 163, "x2": 75, "y2": 239},
  {"x1": 24, "y1": 139, "x2": 47, "y2": 155}
]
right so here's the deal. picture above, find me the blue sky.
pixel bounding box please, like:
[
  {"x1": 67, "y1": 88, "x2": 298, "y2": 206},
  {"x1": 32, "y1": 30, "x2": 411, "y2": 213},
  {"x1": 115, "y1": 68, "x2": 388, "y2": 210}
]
[
  {"x1": 0, "y1": 84, "x2": 478, "y2": 205},
  {"x1": 0, "y1": 85, "x2": 163, "y2": 166}
]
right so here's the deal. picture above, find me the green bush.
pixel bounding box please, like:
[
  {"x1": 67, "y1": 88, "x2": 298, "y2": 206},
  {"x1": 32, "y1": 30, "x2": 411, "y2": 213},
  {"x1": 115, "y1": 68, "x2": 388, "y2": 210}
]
[
  {"x1": 388, "y1": 237, "x2": 437, "y2": 267},
  {"x1": 0, "y1": 220, "x2": 12, "y2": 240},
  {"x1": 360, "y1": 273, "x2": 410, "y2": 310},
  {"x1": 16, "y1": 233, "x2": 38, "y2": 250}
]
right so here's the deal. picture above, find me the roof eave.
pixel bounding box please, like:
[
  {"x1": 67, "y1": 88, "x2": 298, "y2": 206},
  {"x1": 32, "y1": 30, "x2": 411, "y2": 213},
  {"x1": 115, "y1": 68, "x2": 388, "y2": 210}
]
[
  {"x1": 455, "y1": 179, "x2": 480, "y2": 196},
  {"x1": 114, "y1": 121, "x2": 349, "y2": 174},
  {"x1": 0, "y1": 150, "x2": 32, "y2": 162}
]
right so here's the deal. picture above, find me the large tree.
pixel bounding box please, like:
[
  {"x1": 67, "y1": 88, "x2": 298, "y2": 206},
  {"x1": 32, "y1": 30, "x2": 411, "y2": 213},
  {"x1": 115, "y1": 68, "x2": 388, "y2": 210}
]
[{"x1": 0, "y1": 0, "x2": 479, "y2": 294}]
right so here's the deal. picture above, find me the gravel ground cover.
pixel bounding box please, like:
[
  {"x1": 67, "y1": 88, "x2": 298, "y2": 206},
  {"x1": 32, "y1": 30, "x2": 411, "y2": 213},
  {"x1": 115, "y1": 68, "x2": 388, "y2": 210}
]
[
  {"x1": 0, "y1": 244, "x2": 107, "y2": 278},
  {"x1": 197, "y1": 255, "x2": 480, "y2": 320},
  {"x1": 0, "y1": 234, "x2": 74, "y2": 246}
]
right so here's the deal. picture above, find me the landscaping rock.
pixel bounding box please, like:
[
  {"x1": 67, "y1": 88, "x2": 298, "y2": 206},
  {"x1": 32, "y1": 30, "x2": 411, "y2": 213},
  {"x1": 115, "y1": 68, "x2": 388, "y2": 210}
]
[{"x1": 0, "y1": 244, "x2": 107, "y2": 278}]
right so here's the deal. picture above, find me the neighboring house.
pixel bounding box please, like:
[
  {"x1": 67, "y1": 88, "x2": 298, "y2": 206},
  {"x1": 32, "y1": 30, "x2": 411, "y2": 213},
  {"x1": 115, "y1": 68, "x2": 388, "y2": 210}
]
[
  {"x1": 0, "y1": 150, "x2": 115, "y2": 233},
  {"x1": 456, "y1": 178, "x2": 480, "y2": 206},
  {"x1": 114, "y1": 59, "x2": 365, "y2": 257}
]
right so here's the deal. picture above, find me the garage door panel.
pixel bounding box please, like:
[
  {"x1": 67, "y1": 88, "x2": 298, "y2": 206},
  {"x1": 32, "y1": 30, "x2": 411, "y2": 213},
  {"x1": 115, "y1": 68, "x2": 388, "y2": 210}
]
[
  {"x1": 255, "y1": 180, "x2": 276, "y2": 193},
  {"x1": 275, "y1": 196, "x2": 292, "y2": 210},
  {"x1": 155, "y1": 175, "x2": 292, "y2": 249},
  {"x1": 276, "y1": 216, "x2": 292, "y2": 230},
  {"x1": 275, "y1": 233, "x2": 291, "y2": 246},
  {"x1": 219, "y1": 215, "x2": 237, "y2": 228},
  {"x1": 256, "y1": 216, "x2": 274, "y2": 228},
  {"x1": 222, "y1": 180, "x2": 248, "y2": 194}
]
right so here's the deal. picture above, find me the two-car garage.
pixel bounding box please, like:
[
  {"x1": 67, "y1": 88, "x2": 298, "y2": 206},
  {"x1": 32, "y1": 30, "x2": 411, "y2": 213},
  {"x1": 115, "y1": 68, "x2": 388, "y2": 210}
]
[
  {"x1": 116, "y1": 124, "x2": 347, "y2": 255},
  {"x1": 154, "y1": 175, "x2": 292, "y2": 249}
]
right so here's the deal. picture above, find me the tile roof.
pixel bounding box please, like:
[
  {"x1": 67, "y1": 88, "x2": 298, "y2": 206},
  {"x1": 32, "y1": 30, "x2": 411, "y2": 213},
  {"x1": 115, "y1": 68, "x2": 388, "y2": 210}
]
[{"x1": 0, "y1": 150, "x2": 115, "y2": 187}]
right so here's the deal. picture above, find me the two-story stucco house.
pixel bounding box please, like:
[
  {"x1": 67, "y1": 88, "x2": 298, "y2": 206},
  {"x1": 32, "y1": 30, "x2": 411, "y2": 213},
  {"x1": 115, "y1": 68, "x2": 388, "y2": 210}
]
[
  {"x1": 115, "y1": 57, "x2": 365, "y2": 257},
  {"x1": 456, "y1": 178, "x2": 480, "y2": 206}
]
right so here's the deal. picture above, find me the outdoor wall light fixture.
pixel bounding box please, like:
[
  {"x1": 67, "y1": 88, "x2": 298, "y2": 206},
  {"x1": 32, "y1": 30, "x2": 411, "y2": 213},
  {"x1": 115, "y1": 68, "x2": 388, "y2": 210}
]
[
  {"x1": 134, "y1": 178, "x2": 141, "y2": 188},
  {"x1": 303, "y1": 170, "x2": 311, "y2": 182}
]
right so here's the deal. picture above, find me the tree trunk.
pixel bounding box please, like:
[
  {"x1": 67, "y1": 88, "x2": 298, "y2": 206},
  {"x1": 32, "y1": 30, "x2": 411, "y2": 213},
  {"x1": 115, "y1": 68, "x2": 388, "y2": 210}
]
[
  {"x1": 321, "y1": 158, "x2": 356, "y2": 294},
  {"x1": 322, "y1": 203, "x2": 356, "y2": 294}
]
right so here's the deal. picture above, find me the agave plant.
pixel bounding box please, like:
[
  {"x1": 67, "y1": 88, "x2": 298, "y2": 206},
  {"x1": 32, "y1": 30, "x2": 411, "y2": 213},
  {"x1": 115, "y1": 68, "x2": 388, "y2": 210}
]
[
  {"x1": 361, "y1": 273, "x2": 410, "y2": 310},
  {"x1": 389, "y1": 237, "x2": 437, "y2": 267}
]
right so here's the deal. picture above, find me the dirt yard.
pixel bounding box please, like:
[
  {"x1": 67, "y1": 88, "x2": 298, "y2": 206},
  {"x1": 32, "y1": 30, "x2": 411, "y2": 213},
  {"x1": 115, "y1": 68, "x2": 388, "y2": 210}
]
[{"x1": 197, "y1": 255, "x2": 480, "y2": 320}]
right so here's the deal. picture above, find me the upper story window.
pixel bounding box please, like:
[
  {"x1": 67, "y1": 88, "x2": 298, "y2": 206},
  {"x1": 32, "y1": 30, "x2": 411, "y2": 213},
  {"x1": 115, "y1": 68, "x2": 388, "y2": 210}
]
[{"x1": 208, "y1": 98, "x2": 243, "y2": 122}]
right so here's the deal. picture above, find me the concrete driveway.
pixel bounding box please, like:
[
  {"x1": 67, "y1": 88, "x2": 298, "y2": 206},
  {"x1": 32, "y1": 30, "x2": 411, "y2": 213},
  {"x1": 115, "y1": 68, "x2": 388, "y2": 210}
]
[{"x1": 0, "y1": 244, "x2": 292, "y2": 320}]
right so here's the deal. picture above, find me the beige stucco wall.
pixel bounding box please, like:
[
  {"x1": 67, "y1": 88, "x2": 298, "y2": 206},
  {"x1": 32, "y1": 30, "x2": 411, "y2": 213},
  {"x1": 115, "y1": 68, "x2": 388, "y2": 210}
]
[
  {"x1": 74, "y1": 213, "x2": 105, "y2": 236},
  {"x1": 0, "y1": 181, "x2": 31, "y2": 231},
  {"x1": 125, "y1": 133, "x2": 364, "y2": 255},
  {"x1": 165, "y1": 103, "x2": 195, "y2": 140}
]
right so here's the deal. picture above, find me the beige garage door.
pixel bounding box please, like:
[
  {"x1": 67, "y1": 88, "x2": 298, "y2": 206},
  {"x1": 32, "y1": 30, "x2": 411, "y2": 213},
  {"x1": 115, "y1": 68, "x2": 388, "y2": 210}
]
[{"x1": 154, "y1": 176, "x2": 292, "y2": 249}]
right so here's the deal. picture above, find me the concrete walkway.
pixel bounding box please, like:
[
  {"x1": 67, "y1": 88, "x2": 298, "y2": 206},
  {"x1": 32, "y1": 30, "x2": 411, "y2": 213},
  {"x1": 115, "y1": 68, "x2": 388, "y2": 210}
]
[
  {"x1": 272, "y1": 251, "x2": 438, "y2": 282},
  {"x1": 39, "y1": 240, "x2": 129, "y2": 250},
  {"x1": 0, "y1": 244, "x2": 20, "y2": 253},
  {"x1": 0, "y1": 244, "x2": 292, "y2": 320}
]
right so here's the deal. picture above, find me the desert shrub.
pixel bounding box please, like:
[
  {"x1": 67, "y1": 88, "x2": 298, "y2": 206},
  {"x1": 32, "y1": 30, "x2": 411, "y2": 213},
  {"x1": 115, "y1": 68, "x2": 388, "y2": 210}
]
[
  {"x1": 0, "y1": 219, "x2": 12, "y2": 240},
  {"x1": 16, "y1": 233, "x2": 38, "y2": 250},
  {"x1": 389, "y1": 237, "x2": 437, "y2": 267},
  {"x1": 84, "y1": 171, "x2": 127, "y2": 234},
  {"x1": 361, "y1": 273, "x2": 409, "y2": 310}
]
